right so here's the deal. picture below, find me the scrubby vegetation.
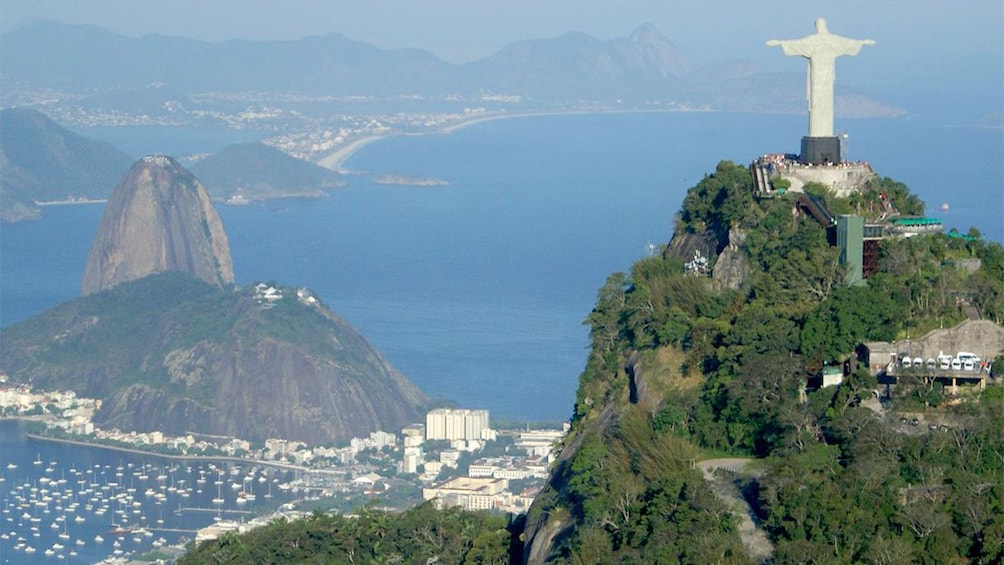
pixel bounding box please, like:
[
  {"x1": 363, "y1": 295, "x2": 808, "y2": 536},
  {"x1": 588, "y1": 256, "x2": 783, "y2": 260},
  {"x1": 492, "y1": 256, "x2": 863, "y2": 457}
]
[{"x1": 178, "y1": 503, "x2": 517, "y2": 564}]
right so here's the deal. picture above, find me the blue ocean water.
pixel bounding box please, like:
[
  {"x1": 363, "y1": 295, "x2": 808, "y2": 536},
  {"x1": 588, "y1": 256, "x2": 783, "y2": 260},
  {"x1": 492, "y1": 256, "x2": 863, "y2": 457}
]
[{"x1": 2, "y1": 112, "x2": 1001, "y2": 424}]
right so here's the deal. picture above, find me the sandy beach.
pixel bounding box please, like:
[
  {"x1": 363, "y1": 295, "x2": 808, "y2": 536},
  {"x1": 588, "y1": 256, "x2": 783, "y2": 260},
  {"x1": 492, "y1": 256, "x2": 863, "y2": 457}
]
[
  {"x1": 315, "y1": 108, "x2": 691, "y2": 172},
  {"x1": 315, "y1": 112, "x2": 555, "y2": 171},
  {"x1": 316, "y1": 134, "x2": 391, "y2": 171},
  {"x1": 317, "y1": 110, "x2": 558, "y2": 171}
]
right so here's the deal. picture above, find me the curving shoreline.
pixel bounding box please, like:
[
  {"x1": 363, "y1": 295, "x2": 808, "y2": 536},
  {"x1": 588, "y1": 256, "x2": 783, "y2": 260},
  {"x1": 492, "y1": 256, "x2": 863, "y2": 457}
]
[
  {"x1": 314, "y1": 108, "x2": 693, "y2": 172},
  {"x1": 315, "y1": 134, "x2": 392, "y2": 172},
  {"x1": 21, "y1": 431, "x2": 315, "y2": 473}
]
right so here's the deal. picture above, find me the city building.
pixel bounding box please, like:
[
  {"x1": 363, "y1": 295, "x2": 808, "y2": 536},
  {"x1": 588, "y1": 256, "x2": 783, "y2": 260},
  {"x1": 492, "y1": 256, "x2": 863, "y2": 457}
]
[
  {"x1": 422, "y1": 477, "x2": 509, "y2": 511},
  {"x1": 425, "y1": 408, "x2": 489, "y2": 441}
]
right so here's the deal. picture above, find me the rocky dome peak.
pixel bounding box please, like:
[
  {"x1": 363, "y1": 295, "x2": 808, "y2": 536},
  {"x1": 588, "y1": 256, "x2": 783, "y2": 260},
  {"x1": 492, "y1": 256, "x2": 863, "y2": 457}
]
[
  {"x1": 612, "y1": 23, "x2": 690, "y2": 78},
  {"x1": 81, "y1": 154, "x2": 234, "y2": 295}
]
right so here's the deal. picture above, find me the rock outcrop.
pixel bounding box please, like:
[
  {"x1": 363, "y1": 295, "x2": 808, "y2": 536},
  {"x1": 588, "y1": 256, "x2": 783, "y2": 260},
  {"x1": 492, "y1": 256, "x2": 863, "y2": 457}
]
[
  {"x1": 81, "y1": 155, "x2": 234, "y2": 296},
  {"x1": 663, "y1": 230, "x2": 722, "y2": 264},
  {"x1": 712, "y1": 228, "x2": 751, "y2": 291}
]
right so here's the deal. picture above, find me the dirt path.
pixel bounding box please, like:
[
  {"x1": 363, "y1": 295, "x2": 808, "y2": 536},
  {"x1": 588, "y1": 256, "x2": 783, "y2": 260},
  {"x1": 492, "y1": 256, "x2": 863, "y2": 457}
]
[{"x1": 697, "y1": 458, "x2": 774, "y2": 563}]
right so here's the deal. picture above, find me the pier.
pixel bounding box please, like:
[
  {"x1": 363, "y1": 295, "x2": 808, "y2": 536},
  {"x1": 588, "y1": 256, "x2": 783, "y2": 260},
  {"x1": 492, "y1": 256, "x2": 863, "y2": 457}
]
[
  {"x1": 177, "y1": 506, "x2": 254, "y2": 515},
  {"x1": 149, "y1": 527, "x2": 197, "y2": 534}
]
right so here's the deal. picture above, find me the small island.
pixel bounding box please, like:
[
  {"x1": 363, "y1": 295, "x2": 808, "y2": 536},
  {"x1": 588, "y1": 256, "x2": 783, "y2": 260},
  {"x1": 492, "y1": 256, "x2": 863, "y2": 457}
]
[{"x1": 373, "y1": 174, "x2": 450, "y2": 187}]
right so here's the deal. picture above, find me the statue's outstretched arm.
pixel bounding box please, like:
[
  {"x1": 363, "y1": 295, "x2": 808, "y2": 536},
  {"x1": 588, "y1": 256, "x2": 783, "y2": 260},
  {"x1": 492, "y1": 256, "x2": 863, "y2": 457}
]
[{"x1": 766, "y1": 39, "x2": 782, "y2": 46}]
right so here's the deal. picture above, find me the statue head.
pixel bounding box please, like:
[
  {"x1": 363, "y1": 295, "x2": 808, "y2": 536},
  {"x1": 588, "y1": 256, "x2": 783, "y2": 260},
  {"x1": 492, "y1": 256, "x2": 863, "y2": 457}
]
[{"x1": 815, "y1": 18, "x2": 829, "y2": 33}]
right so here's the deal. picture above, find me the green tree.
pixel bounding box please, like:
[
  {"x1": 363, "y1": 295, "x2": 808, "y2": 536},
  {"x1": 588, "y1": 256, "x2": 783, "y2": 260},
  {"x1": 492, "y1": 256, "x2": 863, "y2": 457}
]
[{"x1": 801, "y1": 283, "x2": 904, "y2": 361}]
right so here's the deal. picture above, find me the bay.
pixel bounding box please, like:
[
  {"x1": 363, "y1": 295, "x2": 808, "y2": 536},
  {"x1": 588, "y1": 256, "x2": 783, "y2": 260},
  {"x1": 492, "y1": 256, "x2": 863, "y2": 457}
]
[
  {"x1": 0, "y1": 420, "x2": 298, "y2": 565},
  {"x1": 1, "y1": 112, "x2": 1001, "y2": 425}
]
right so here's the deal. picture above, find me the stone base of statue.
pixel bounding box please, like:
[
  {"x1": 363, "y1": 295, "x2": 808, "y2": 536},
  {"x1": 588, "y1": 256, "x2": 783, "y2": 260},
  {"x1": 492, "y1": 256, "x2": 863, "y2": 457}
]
[{"x1": 801, "y1": 136, "x2": 841, "y2": 165}]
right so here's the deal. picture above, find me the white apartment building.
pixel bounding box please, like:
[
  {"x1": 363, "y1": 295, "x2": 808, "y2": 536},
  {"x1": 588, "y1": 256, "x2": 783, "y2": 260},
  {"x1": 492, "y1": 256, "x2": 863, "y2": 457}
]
[
  {"x1": 400, "y1": 445, "x2": 424, "y2": 475},
  {"x1": 422, "y1": 477, "x2": 509, "y2": 511},
  {"x1": 516, "y1": 429, "x2": 565, "y2": 458},
  {"x1": 402, "y1": 424, "x2": 425, "y2": 448},
  {"x1": 425, "y1": 408, "x2": 490, "y2": 441}
]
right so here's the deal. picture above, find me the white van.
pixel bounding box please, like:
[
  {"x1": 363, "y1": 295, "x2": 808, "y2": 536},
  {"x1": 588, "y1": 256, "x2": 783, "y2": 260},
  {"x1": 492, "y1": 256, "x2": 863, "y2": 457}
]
[
  {"x1": 937, "y1": 353, "x2": 952, "y2": 370},
  {"x1": 956, "y1": 352, "x2": 981, "y2": 371},
  {"x1": 951, "y1": 358, "x2": 962, "y2": 370}
]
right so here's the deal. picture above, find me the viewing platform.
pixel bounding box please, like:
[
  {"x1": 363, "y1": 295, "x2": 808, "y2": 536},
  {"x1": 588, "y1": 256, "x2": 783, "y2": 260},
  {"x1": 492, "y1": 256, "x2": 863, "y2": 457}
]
[
  {"x1": 751, "y1": 153, "x2": 874, "y2": 198},
  {"x1": 881, "y1": 364, "x2": 993, "y2": 392}
]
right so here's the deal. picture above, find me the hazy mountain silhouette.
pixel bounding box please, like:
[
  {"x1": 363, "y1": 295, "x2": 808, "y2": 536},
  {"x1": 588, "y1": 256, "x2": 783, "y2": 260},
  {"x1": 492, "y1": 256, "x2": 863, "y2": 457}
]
[
  {"x1": 0, "y1": 19, "x2": 901, "y2": 114},
  {"x1": 0, "y1": 107, "x2": 133, "y2": 221}
]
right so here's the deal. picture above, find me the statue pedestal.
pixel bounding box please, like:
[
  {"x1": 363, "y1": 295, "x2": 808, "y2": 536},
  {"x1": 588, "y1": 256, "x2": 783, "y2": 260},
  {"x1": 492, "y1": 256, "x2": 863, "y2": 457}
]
[{"x1": 801, "y1": 136, "x2": 841, "y2": 165}]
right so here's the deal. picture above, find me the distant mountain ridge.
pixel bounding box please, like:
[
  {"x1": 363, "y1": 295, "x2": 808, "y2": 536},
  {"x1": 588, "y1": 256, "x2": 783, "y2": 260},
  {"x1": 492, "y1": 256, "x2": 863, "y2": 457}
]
[
  {"x1": 0, "y1": 19, "x2": 902, "y2": 114},
  {"x1": 0, "y1": 108, "x2": 133, "y2": 221}
]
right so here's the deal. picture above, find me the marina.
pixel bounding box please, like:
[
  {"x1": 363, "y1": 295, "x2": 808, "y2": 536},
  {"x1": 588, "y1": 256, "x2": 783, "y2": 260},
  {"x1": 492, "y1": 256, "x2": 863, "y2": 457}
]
[{"x1": 0, "y1": 420, "x2": 297, "y2": 564}]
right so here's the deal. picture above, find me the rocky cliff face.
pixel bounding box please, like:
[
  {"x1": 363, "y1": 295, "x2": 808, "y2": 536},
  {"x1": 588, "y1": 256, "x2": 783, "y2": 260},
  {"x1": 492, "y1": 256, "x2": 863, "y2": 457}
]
[
  {"x1": 712, "y1": 228, "x2": 751, "y2": 291},
  {"x1": 81, "y1": 155, "x2": 234, "y2": 295}
]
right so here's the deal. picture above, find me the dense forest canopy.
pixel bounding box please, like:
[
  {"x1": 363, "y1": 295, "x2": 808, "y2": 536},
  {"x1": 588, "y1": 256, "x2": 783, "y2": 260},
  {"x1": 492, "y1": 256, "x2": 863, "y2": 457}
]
[
  {"x1": 546, "y1": 161, "x2": 1003, "y2": 563},
  {"x1": 185, "y1": 161, "x2": 1004, "y2": 564}
]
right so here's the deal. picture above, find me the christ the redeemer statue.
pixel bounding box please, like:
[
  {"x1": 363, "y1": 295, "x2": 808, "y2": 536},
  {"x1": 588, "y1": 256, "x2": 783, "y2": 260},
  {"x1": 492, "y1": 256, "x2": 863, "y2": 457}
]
[{"x1": 767, "y1": 18, "x2": 874, "y2": 139}]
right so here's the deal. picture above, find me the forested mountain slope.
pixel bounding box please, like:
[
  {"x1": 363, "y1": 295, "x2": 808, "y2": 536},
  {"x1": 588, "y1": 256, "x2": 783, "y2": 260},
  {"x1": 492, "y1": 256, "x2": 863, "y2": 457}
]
[
  {"x1": 1, "y1": 273, "x2": 430, "y2": 444},
  {"x1": 523, "y1": 161, "x2": 1004, "y2": 563},
  {"x1": 183, "y1": 162, "x2": 1004, "y2": 564}
]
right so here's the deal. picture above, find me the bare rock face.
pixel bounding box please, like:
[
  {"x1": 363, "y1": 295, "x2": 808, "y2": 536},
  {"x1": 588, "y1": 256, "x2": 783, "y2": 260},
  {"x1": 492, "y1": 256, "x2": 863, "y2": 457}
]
[
  {"x1": 663, "y1": 230, "x2": 721, "y2": 264},
  {"x1": 712, "y1": 228, "x2": 751, "y2": 291},
  {"x1": 81, "y1": 155, "x2": 234, "y2": 295}
]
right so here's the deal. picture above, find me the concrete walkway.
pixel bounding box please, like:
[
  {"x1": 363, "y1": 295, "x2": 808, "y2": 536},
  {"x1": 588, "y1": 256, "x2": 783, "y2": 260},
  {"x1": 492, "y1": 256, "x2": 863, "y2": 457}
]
[{"x1": 697, "y1": 458, "x2": 774, "y2": 563}]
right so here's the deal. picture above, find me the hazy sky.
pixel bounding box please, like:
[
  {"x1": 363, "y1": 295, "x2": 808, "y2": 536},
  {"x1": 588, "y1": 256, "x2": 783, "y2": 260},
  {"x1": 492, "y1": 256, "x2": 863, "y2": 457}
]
[
  {"x1": 2, "y1": 1, "x2": 1000, "y2": 64},
  {"x1": 2, "y1": 0, "x2": 1002, "y2": 115}
]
